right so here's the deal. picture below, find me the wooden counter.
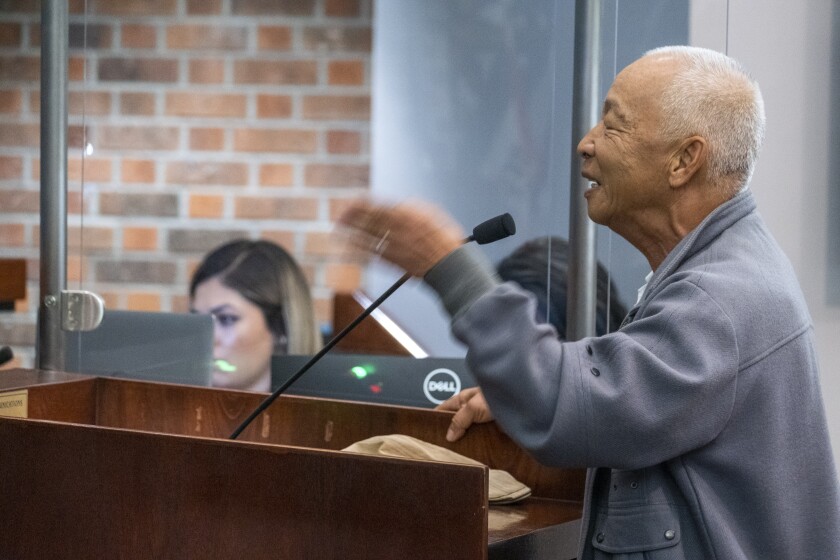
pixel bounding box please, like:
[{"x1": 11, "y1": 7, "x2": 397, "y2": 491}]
[{"x1": 0, "y1": 368, "x2": 583, "y2": 559}]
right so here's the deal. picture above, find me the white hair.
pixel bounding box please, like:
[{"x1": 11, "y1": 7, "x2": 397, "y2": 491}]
[{"x1": 645, "y1": 46, "x2": 766, "y2": 193}]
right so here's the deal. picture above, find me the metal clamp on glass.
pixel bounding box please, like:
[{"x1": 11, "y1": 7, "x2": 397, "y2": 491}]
[{"x1": 48, "y1": 290, "x2": 105, "y2": 332}]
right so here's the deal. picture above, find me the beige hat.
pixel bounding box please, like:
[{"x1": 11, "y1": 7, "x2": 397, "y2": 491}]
[{"x1": 343, "y1": 434, "x2": 531, "y2": 505}]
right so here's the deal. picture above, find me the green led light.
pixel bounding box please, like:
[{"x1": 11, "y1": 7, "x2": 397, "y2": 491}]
[
  {"x1": 350, "y1": 364, "x2": 376, "y2": 379},
  {"x1": 215, "y1": 359, "x2": 237, "y2": 373}
]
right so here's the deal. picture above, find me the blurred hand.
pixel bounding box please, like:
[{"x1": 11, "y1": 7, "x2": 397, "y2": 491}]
[
  {"x1": 338, "y1": 199, "x2": 466, "y2": 277},
  {"x1": 436, "y1": 387, "x2": 495, "y2": 442}
]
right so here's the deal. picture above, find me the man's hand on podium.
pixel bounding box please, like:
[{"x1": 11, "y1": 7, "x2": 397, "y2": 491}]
[{"x1": 436, "y1": 387, "x2": 495, "y2": 442}]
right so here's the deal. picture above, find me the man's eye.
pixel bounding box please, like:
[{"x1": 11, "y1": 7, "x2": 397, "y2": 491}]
[{"x1": 214, "y1": 314, "x2": 239, "y2": 327}]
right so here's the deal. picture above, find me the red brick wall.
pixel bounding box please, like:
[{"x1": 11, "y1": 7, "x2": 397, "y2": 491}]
[{"x1": 0, "y1": 0, "x2": 372, "y2": 368}]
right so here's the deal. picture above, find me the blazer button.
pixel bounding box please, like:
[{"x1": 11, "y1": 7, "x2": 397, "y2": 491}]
[
  {"x1": 590, "y1": 367, "x2": 600, "y2": 377},
  {"x1": 586, "y1": 345, "x2": 593, "y2": 355},
  {"x1": 596, "y1": 532, "x2": 605, "y2": 543},
  {"x1": 664, "y1": 529, "x2": 676, "y2": 540}
]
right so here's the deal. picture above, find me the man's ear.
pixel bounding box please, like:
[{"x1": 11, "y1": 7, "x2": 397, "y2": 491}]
[{"x1": 669, "y1": 136, "x2": 707, "y2": 188}]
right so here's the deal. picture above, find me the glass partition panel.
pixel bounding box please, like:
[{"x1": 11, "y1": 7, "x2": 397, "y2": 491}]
[
  {"x1": 47, "y1": 1, "x2": 374, "y2": 382},
  {"x1": 0, "y1": 0, "x2": 737, "y2": 373},
  {"x1": 366, "y1": 0, "x2": 694, "y2": 355}
]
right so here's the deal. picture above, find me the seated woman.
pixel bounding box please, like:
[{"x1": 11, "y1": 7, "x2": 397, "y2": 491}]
[{"x1": 189, "y1": 239, "x2": 322, "y2": 392}]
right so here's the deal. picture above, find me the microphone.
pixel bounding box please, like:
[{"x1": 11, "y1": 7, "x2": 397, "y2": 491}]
[
  {"x1": 0, "y1": 346, "x2": 13, "y2": 367},
  {"x1": 468, "y1": 212, "x2": 515, "y2": 244},
  {"x1": 229, "y1": 212, "x2": 517, "y2": 439}
]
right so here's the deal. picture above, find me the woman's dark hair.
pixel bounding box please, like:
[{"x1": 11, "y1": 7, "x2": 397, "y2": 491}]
[
  {"x1": 189, "y1": 239, "x2": 322, "y2": 354},
  {"x1": 496, "y1": 236, "x2": 628, "y2": 338}
]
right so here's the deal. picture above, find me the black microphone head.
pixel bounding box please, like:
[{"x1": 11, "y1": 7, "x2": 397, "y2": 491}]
[{"x1": 471, "y1": 213, "x2": 516, "y2": 245}]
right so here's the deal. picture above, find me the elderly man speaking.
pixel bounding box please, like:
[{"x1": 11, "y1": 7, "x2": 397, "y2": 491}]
[{"x1": 340, "y1": 46, "x2": 840, "y2": 559}]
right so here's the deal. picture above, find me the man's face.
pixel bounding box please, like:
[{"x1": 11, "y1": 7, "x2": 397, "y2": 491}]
[{"x1": 577, "y1": 55, "x2": 678, "y2": 236}]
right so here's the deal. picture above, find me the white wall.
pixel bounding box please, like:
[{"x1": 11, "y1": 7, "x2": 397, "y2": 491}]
[{"x1": 692, "y1": 0, "x2": 840, "y2": 467}]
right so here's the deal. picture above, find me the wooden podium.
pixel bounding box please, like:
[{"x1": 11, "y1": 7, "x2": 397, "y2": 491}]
[{"x1": 0, "y1": 369, "x2": 584, "y2": 559}]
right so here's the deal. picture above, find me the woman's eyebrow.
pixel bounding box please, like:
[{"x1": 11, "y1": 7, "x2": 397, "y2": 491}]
[{"x1": 209, "y1": 304, "x2": 235, "y2": 315}]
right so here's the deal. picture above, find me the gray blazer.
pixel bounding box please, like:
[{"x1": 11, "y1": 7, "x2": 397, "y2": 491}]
[{"x1": 426, "y1": 190, "x2": 840, "y2": 559}]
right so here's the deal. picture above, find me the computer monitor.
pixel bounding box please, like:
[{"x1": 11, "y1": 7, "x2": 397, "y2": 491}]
[
  {"x1": 64, "y1": 310, "x2": 214, "y2": 387},
  {"x1": 272, "y1": 354, "x2": 477, "y2": 408}
]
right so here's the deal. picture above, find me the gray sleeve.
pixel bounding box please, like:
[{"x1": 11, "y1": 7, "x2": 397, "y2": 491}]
[
  {"x1": 422, "y1": 244, "x2": 501, "y2": 320},
  {"x1": 451, "y1": 277, "x2": 739, "y2": 470}
]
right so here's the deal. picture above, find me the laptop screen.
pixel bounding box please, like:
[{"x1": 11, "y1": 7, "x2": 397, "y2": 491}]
[
  {"x1": 64, "y1": 310, "x2": 214, "y2": 387},
  {"x1": 272, "y1": 354, "x2": 477, "y2": 408}
]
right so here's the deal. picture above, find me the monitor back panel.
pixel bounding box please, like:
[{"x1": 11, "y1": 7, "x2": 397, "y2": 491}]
[
  {"x1": 272, "y1": 354, "x2": 477, "y2": 408},
  {"x1": 64, "y1": 310, "x2": 214, "y2": 387}
]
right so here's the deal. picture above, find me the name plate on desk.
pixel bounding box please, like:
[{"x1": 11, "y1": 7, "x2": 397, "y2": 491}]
[{"x1": 0, "y1": 390, "x2": 27, "y2": 418}]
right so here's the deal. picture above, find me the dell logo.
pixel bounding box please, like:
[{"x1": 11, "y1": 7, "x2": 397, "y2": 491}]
[{"x1": 423, "y1": 368, "x2": 462, "y2": 405}]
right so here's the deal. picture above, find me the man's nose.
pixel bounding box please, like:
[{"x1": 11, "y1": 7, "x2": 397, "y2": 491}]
[{"x1": 576, "y1": 123, "x2": 599, "y2": 157}]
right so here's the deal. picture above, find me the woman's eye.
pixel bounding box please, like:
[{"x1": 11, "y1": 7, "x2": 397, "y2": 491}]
[{"x1": 214, "y1": 313, "x2": 239, "y2": 327}]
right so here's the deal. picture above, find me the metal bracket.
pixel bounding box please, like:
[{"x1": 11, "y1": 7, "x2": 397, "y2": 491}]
[{"x1": 58, "y1": 290, "x2": 105, "y2": 332}]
